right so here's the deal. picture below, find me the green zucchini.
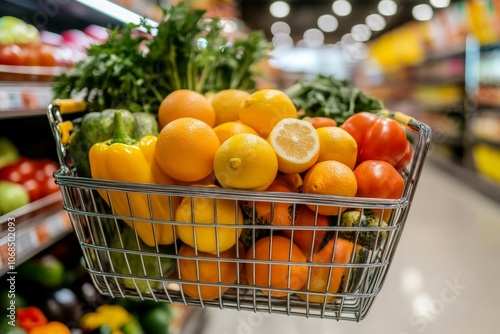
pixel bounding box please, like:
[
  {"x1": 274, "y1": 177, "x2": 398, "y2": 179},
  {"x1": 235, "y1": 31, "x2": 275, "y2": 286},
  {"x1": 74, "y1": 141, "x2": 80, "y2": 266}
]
[{"x1": 338, "y1": 210, "x2": 388, "y2": 249}]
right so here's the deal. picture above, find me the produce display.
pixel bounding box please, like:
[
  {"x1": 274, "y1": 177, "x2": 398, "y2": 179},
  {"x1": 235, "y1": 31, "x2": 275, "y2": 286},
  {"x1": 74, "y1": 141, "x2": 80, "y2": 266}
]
[{"x1": 0, "y1": 138, "x2": 59, "y2": 215}]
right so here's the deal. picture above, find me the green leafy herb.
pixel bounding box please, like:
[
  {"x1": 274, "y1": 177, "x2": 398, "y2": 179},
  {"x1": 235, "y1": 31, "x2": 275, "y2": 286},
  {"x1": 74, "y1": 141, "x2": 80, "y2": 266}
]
[
  {"x1": 52, "y1": 2, "x2": 273, "y2": 114},
  {"x1": 285, "y1": 74, "x2": 386, "y2": 125}
]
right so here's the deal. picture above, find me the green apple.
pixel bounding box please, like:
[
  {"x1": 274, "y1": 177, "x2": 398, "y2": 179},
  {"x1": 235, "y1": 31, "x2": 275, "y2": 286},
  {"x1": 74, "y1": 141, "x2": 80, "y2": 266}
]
[
  {"x1": 0, "y1": 181, "x2": 29, "y2": 215},
  {"x1": 0, "y1": 138, "x2": 20, "y2": 169}
]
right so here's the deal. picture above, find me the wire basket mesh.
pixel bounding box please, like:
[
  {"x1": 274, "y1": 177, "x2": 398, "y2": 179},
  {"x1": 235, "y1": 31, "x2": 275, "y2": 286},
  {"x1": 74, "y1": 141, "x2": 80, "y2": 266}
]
[{"x1": 47, "y1": 102, "x2": 431, "y2": 321}]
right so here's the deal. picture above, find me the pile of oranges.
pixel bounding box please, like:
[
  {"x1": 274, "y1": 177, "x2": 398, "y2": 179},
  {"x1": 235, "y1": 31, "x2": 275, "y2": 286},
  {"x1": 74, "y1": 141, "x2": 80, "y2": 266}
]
[{"x1": 147, "y1": 88, "x2": 395, "y2": 301}]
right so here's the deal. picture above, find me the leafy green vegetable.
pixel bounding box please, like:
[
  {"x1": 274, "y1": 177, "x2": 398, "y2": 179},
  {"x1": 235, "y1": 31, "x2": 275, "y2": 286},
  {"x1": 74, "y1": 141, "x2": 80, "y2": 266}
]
[
  {"x1": 52, "y1": 2, "x2": 273, "y2": 114},
  {"x1": 285, "y1": 74, "x2": 386, "y2": 125}
]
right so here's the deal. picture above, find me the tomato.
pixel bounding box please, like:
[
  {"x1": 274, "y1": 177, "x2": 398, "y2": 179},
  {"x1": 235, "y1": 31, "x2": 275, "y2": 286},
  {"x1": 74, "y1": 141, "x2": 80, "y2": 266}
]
[
  {"x1": 42, "y1": 176, "x2": 60, "y2": 196},
  {"x1": 0, "y1": 44, "x2": 24, "y2": 65},
  {"x1": 22, "y1": 178, "x2": 43, "y2": 202},
  {"x1": 353, "y1": 160, "x2": 404, "y2": 200},
  {"x1": 21, "y1": 44, "x2": 40, "y2": 66},
  {"x1": 341, "y1": 112, "x2": 408, "y2": 168},
  {"x1": 0, "y1": 158, "x2": 35, "y2": 183},
  {"x1": 394, "y1": 140, "x2": 412, "y2": 171},
  {"x1": 39, "y1": 44, "x2": 56, "y2": 67}
]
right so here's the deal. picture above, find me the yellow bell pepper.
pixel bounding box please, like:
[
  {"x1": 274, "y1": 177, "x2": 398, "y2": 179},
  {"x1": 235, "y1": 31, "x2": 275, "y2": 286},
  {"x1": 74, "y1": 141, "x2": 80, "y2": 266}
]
[
  {"x1": 79, "y1": 305, "x2": 131, "y2": 333},
  {"x1": 89, "y1": 111, "x2": 180, "y2": 246}
]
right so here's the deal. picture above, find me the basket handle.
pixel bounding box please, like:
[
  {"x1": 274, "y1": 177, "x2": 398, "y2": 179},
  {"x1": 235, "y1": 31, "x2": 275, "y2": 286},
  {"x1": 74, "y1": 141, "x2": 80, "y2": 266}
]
[
  {"x1": 392, "y1": 112, "x2": 415, "y2": 127},
  {"x1": 47, "y1": 100, "x2": 86, "y2": 169}
]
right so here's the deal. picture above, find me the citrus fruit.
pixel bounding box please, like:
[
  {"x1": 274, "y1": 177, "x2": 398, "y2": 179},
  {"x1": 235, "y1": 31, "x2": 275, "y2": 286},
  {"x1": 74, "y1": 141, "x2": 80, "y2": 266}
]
[
  {"x1": 175, "y1": 191, "x2": 243, "y2": 254},
  {"x1": 302, "y1": 160, "x2": 357, "y2": 216},
  {"x1": 178, "y1": 244, "x2": 240, "y2": 300},
  {"x1": 267, "y1": 118, "x2": 320, "y2": 174},
  {"x1": 316, "y1": 126, "x2": 358, "y2": 170},
  {"x1": 155, "y1": 117, "x2": 220, "y2": 182},
  {"x1": 239, "y1": 89, "x2": 298, "y2": 138},
  {"x1": 210, "y1": 89, "x2": 250, "y2": 126},
  {"x1": 297, "y1": 237, "x2": 354, "y2": 304},
  {"x1": 303, "y1": 116, "x2": 337, "y2": 129},
  {"x1": 213, "y1": 121, "x2": 258, "y2": 144},
  {"x1": 158, "y1": 89, "x2": 216, "y2": 128},
  {"x1": 245, "y1": 235, "x2": 308, "y2": 297},
  {"x1": 271, "y1": 173, "x2": 303, "y2": 192},
  {"x1": 213, "y1": 133, "x2": 278, "y2": 191}
]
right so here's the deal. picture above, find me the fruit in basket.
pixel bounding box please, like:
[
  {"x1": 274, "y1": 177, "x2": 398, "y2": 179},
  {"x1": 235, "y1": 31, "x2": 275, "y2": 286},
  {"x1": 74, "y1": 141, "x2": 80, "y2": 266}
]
[
  {"x1": 175, "y1": 191, "x2": 243, "y2": 254},
  {"x1": 213, "y1": 121, "x2": 258, "y2": 144},
  {"x1": 69, "y1": 109, "x2": 158, "y2": 178},
  {"x1": 338, "y1": 210, "x2": 388, "y2": 249},
  {"x1": 89, "y1": 111, "x2": 179, "y2": 246},
  {"x1": 178, "y1": 244, "x2": 240, "y2": 300},
  {"x1": 316, "y1": 126, "x2": 358, "y2": 170},
  {"x1": 353, "y1": 160, "x2": 404, "y2": 221},
  {"x1": 109, "y1": 224, "x2": 177, "y2": 293},
  {"x1": 297, "y1": 237, "x2": 354, "y2": 304},
  {"x1": 239, "y1": 89, "x2": 298, "y2": 138},
  {"x1": 241, "y1": 183, "x2": 296, "y2": 226},
  {"x1": 281, "y1": 205, "x2": 329, "y2": 259},
  {"x1": 211, "y1": 89, "x2": 251, "y2": 126},
  {"x1": 213, "y1": 133, "x2": 278, "y2": 190},
  {"x1": 158, "y1": 89, "x2": 216, "y2": 128},
  {"x1": 245, "y1": 235, "x2": 308, "y2": 297},
  {"x1": 341, "y1": 112, "x2": 409, "y2": 169},
  {"x1": 302, "y1": 160, "x2": 357, "y2": 216},
  {"x1": 0, "y1": 181, "x2": 30, "y2": 215},
  {"x1": 155, "y1": 117, "x2": 220, "y2": 182},
  {"x1": 302, "y1": 116, "x2": 337, "y2": 129},
  {"x1": 267, "y1": 118, "x2": 320, "y2": 174}
]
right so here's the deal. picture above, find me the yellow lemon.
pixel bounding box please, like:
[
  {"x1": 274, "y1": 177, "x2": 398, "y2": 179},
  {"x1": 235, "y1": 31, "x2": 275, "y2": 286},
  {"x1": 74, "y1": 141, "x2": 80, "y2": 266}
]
[
  {"x1": 239, "y1": 89, "x2": 298, "y2": 138},
  {"x1": 213, "y1": 121, "x2": 259, "y2": 144},
  {"x1": 175, "y1": 190, "x2": 243, "y2": 254},
  {"x1": 213, "y1": 133, "x2": 278, "y2": 191},
  {"x1": 267, "y1": 118, "x2": 320, "y2": 174},
  {"x1": 211, "y1": 89, "x2": 250, "y2": 126},
  {"x1": 316, "y1": 126, "x2": 358, "y2": 170}
]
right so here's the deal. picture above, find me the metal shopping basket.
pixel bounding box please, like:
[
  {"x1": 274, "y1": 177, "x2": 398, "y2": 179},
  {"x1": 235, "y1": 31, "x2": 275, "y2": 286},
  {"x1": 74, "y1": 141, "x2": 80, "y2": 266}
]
[{"x1": 47, "y1": 100, "x2": 431, "y2": 321}]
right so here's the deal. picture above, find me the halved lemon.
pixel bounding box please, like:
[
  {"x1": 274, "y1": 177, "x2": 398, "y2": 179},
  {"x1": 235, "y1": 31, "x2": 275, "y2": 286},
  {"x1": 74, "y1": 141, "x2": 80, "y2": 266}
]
[{"x1": 267, "y1": 118, "x2": 320, "y2": 174}]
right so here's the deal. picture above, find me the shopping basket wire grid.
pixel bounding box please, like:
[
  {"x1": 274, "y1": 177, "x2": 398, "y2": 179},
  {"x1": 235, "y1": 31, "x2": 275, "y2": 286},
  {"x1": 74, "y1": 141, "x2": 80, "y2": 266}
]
[{"x1": 47, "y1": 101, "x2": 432, "y2": 321}]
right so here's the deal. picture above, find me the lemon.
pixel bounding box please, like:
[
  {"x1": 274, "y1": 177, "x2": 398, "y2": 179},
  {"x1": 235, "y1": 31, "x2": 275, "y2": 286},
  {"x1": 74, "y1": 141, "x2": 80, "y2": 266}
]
[
  {"x1": 213, "y1": 121, "x2": 258, "y2": 144},
  {"x1": 239, "y1": 89, "x2": 298, "y2": 138},
  {"x1": 175, "y1": 191, "x2": 243, "y2": 254},
  {"x1": 267, "y1": 118, "x2": 320, "y2": 174},
  {"x1": 213, "y1": 133, "x2": 278, "y2": 191},
  {"x1": 211, "y1": 89, "x2": 250, "y2": 126}
]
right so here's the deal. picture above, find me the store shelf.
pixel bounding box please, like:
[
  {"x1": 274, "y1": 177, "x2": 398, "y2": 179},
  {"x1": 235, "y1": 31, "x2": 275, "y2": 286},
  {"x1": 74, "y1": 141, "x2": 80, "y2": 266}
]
[
  {"x1": 0, "y1": 192, "x2": 73, "y2": 276},
  {"x1": 0, "y1": 81, "x2": 54, "y2": 118},
  {"x1": 429, "y1": 154, "x2": 500, "y2": 204}
]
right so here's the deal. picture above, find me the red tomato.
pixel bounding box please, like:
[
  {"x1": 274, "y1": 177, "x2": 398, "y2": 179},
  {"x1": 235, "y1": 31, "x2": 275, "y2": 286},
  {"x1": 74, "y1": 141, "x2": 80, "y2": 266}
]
[
  {"x1": 39, "y1": 44, "x2": 56, "y2": 67},
  {"x1": 42, "y1": 176, "x2": 60, "y2": 196},
  {"x1": 395, "y1": 140, "x2": 412, "y2": 171},
  {"x1": 0, "y1": 44, "x2": 24, "y2": 66},
  {"x1": 353, "y1": 160, "x2": 404, "y2": 199},
  {"x1": 341, "y1": 113, "x2": 408, "y2": 168},
  {"x1": 22, "y1": 179, "x2": 43, "y2": 202},
  {"x1": 0, "y1": 158, "x2": 36, "y2": 183},
  {"x1": 21, "y1": 45, "x2": 40, "y2": 66},
  {"x1": 36, "y1": 159, "x2": 58, "y2": 179}
]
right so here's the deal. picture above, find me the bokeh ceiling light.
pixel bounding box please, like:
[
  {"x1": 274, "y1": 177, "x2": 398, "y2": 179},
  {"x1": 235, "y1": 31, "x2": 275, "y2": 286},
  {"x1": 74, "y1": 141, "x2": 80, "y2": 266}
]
[
  {"x1": 413, "y1": 4, "x2": 434, "y2": 21},
  {"x1": 366, "y1": 13, "x2": 386, "y2": 31},
  {"x1": 430, "y1": 0, "x2": 450, "y2": 8},
  {"x1": 270, "y1": 1, "x2": 290, "y2": 18},
  {"x1": 317, "y1": 14, "x2": 338, "y2": 32},
  {"x1": 272, "y1": 32, "x2": 294, "y2": 48},
  {"x1": 332, "y1": 0, "x2": 352, "y2": 17},
  {"x1": 351, "y1": 24, "x2": 371, "y2": 42},
  {"x1": 378, "y1": 0, "x2": 398, "y2": 16},
  {"x1": 303, "y1": 28, "x2": 324, "y2": 47},
  {"x1": 271, "y1": 21, "x2": 291, "y2": 35}
]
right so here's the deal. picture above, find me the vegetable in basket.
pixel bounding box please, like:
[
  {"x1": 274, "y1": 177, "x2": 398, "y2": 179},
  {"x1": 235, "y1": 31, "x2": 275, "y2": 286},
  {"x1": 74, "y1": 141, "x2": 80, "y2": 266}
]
[
  {"x1": 88, "y1": 110, "x2": 179, "y2": 247},
  {"x1": 108, "y1": 223, "x2": 176, "y2": 294},
  {"x1": 69, "y1": 109, "x2": 158, "y2": 178}
]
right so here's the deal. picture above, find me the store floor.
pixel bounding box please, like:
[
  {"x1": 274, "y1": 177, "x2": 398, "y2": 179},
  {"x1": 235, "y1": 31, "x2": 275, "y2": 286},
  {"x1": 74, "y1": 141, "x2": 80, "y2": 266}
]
[{"x1": 198, "y1": 161, "x2": 500, "y2": 334}]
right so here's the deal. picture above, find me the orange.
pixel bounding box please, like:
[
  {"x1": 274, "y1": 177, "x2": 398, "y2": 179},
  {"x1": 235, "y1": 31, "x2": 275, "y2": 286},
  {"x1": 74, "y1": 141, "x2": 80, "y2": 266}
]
[
  {"x1": 158, "y1": 89, "x2": 216, "y2": 128},
  {"x1": 302, "y1": 160, "x2": 357, "y2": 216},
  {"x1": 245, "y1": 235, "x2": 308, "y2": 297},
  {"x1": 155, "y1": 117, "x2": 220, "y2": 182},
  {"x1": 267, "y1": 118, "x2": 320, "y2": 174},
  {"x1": 316, "y1": 126, "x2": 358, "y2": 170},
  {"x1": 213, "y1": 121, "x2": 258, "y2": 144},
  {"x1": 211, "y1": 89, "x2": 251, "y2": 126},
  {"x1": 213, "y1": 133, "x2": 278, "y2": 191},
  {"x1": 282, "y1": 205, "x2": 329, "y2": 260},
  {"x1": 239, "y1": 89, "x2": 298, "y2": 138},
  {"x1": 271, "y1": 173, "x2": 303, "y2": 192},
  {"x1": 178, "y1": 244, "x2": 240, "y2": 300},
  {"x1": 297, "y1": 237, "x2": 354, "y2": 304}
]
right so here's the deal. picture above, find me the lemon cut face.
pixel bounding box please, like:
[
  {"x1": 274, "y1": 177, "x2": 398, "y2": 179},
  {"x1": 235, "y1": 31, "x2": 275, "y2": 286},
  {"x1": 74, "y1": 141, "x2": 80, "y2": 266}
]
[{"x1": 267, "y1": 118, "x2": 320, "y2": 174}]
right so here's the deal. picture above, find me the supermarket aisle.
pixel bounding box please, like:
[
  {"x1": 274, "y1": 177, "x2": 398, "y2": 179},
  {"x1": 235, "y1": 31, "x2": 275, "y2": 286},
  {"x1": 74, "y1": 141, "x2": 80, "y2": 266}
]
[{"x1": 199, "y1": 162, "x2": 500, "y2": 334}]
